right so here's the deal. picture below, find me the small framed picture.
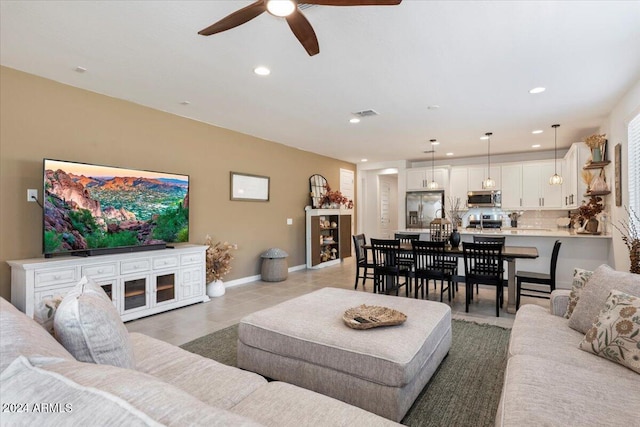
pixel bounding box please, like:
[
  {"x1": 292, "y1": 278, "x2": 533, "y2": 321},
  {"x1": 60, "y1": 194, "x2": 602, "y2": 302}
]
[{"x1": 230, "y1": 172, "x2": 270, "y2": 202}]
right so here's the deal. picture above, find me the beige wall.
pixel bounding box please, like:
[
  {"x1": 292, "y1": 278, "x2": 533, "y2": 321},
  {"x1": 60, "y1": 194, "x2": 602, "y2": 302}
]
[{"x1": 0, "y1": 66, "x2": 356, "y2": 299}]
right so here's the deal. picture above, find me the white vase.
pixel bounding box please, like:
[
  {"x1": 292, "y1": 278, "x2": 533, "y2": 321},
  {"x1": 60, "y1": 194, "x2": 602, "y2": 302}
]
[{"x1": 206, "y1": 280, "x2": 225, "y2": 297}]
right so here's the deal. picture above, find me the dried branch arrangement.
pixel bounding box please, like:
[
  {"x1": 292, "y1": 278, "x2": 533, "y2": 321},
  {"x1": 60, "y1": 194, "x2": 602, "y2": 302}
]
[
  {"x1": 204, "y1": 235, "x2": 236, "y2": 282},
  {"x1": 612, "y1": 206, "x2": 640, "y2": 274}
]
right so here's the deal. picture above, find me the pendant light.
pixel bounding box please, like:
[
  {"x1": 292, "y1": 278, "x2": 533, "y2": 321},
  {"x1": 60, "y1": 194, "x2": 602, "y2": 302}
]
[
  {"x1": 549, "y1": 124, "x2": 564, "y2": 185},
  {"x1": 427, "y1": 140, "x2": 439, "y2": 189},
  {"x1": 483, "y1": 132, "x2": 496, "y2": 189}
]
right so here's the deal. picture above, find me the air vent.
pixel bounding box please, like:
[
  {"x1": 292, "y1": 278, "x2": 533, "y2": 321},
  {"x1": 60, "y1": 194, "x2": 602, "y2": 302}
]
[{"x1": 353, "y1": 109, "x2": 380, "y2": 118}]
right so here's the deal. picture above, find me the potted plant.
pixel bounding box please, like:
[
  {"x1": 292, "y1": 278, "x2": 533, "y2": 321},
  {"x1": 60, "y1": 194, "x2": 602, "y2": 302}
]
[
  {"x1": 445, "y1": 196, "x2": 464, "y2": 247},
  {"x1": 204, "y1": 235, "x2": 236, "y2": 297},
  {"x1": 572, "y1": 196, "x2": 605, "y2": 234},
  {"x1": 612, "y1": 206, "x2": 640, "y2": 274},
  {"x1": 319, "y1": 184, "x2": 354, "y2": 209}
]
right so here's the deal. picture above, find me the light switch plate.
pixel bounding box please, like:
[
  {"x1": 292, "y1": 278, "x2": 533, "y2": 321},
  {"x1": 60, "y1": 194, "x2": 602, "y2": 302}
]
[
  {"x1": 286, "y1": 218, "x2": 293, "y2": 225},
  {"x1": 27, "y1": 189, "x2": 38, "y2": 202}
]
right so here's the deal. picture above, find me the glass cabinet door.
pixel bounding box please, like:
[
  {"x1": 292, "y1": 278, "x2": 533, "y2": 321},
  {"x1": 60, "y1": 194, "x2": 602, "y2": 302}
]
[
  {"x1": 123, "y1": 276, "x2": 149, "y2": 312},
  {"x1": 155, "y1": 273, "x2": 176, "y2": 305}
]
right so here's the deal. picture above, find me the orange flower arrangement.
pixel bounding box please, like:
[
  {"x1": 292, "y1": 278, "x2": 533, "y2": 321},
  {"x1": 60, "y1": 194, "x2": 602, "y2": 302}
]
[{"x1": 319, "y1": 185, "x2": 353, "y2": 209}]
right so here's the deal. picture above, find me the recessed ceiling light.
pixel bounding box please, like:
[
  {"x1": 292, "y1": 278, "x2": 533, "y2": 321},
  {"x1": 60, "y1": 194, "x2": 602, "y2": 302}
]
[
  {"x1": 74, "y1": 66, "x2": 87, "y2": 73},
  {"x1": 529, "y1": 87, "x2": 546, "y2": 94},
  {"x1": 532, "y1": 130, "x2": 543, "y2": 134},
  {"x1": 180, "y1": 101, "x2": 190, "y2": 105},
  {"x1": 480, "y1": 136, "x2": 489, "y2": 140},
  {"x1": 349, "y1": 118, "x2": 360, "y2": 124},
  {"x1": 446, "y1": 152, "x2": 454, "y2": 156},
  {"x1": 431, "y1": 141, "x2": 440, "y2": 146},
  {"x1": 253, "y1": 66, "x2": 271, "y2": 76},
  {"x1": 427, "y1": 105, "x2": 440, "y2": 110},
  {"x1": 361, "y1": 159, "x2": 368, "y2": 162},
  {"x1": 532, "y1": 144, "x2": 541, "y2": 148}
]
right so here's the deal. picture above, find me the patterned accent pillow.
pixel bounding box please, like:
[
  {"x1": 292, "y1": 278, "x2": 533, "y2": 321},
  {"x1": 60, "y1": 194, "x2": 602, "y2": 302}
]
[
  {"x1": 34, "y1": 295, "x2": 64, "y2": 335},
  {"x1": 578, "y1": 289, "x2": 640, "y2": 374},
  {"x1": 565, "y1": 268, "x2": 594, "y2": 319}
]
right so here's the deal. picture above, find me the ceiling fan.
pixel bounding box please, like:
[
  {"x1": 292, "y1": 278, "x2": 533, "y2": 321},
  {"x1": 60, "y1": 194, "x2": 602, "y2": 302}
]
[{"x1": 198, "y1": 0, "x2": 402, "y2": 56}]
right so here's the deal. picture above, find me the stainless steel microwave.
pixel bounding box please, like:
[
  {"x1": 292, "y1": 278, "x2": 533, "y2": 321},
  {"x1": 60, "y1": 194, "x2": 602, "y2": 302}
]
[{"x1": 467, "y1": 190, "x2": 501, "y2": 208}]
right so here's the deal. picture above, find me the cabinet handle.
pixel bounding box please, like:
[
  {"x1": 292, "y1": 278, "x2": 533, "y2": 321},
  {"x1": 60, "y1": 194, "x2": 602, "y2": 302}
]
[
  {"x1": 565, "y1": 196, "x2": 568, "y2": 205},
  {"x1": 542, "y1": 197, "x2": 544, "y2": 207},
  {"x1": 520, "y1": 198, "x2": 522, "y2": 207}
]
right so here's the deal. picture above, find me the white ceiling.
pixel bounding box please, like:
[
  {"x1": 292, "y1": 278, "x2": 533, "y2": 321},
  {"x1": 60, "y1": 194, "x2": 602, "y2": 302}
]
[{"x1": 2, "y1": 1, "x2": 640, "y2": 164}]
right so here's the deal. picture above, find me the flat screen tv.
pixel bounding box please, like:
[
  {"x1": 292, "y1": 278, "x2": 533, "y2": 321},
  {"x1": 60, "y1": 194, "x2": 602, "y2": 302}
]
[{"x1": 43, "y1": 159, "x2": 189, "y2": 257}]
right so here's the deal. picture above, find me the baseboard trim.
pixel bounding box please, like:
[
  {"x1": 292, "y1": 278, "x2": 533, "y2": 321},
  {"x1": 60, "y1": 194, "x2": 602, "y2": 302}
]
[{"x1": 223, "y1": 264, "x2": 307, "y2": 288}]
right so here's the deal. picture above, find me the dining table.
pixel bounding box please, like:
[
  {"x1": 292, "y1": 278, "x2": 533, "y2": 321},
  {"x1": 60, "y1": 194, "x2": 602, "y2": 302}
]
[{"x1": 365, "y1": 243, "x2": 539, "y2": 314}]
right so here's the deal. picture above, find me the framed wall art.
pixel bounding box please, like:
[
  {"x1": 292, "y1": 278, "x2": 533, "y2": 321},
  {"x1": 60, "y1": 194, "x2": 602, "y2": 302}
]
[{"x1": 230, "y1": 172, "x2": 270, "y2": 202}]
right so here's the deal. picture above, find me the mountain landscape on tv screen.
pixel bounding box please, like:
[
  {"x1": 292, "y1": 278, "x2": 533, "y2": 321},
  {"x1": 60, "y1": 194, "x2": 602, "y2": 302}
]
[{"x1": 44, "y1": 167, "x2": 188, "y2": 254}]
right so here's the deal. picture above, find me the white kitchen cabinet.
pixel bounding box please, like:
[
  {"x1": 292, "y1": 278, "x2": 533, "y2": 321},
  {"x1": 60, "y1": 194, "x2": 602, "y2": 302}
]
[
  {"x1": 500, "y1": 164, "x2": 523, "y2": 209},
  {"x1": 449, "y1": 167, "x2": 469, "y2": 208},
  {"x1": 407, "y1": 167, "x2": 448, "y2": 191},
  {"x1": 467, "y1": 166, "x2": 501, "y2": 191},
  {"x1": 562, "y1": 143, "x2": 591, "y2": 209},
  {"x1": 8, "y1": 245, "x2": 208, "y2": 321},
  {"x1": 522, "y1": 161, "x2": 562, "y2": 209}
]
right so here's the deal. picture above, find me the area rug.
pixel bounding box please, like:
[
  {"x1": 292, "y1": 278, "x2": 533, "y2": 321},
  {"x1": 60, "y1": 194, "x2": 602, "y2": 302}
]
[{"x1": 180, "y1": 319, "x2": 511, "y2": 427}]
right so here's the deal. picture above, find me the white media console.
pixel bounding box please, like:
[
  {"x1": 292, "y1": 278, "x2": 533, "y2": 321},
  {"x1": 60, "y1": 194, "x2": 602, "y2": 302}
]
[{"x1": 8, "y1": 244, "x2": 209, "y2": 322}]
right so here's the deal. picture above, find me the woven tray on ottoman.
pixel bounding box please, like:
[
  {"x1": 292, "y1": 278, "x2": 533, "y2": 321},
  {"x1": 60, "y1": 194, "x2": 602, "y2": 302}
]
[{"x1": 237, "y1": 288, "x2": 452, "y2": 422}]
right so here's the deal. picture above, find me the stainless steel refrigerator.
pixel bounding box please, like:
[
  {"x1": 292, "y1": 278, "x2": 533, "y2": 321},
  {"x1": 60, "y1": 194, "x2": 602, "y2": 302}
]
[{"x1": 406, "y1": 191, "x2": 445, "y2": 229}]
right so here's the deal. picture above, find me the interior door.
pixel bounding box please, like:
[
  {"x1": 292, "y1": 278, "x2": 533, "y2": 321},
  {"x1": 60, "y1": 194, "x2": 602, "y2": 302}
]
[{"x1": 379, "y1": 179, "x2": 391, "y2": 238}]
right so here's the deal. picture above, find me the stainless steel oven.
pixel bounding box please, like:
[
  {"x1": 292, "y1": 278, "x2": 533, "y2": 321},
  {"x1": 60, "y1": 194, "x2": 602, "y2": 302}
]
[{"x1": 467, "y1": 190, "x2": 501, "y2": 208}]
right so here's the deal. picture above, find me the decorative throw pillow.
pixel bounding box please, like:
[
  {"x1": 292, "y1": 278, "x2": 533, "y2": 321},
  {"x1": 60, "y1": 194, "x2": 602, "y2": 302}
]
[
  {"x1": 54, "y1": 276, "x2": 135, "y2": 369},
  {"x1": 567, "y1": 264, "x2": 640, "y2": 334},
  {"x1": 34, "y1": 295, "x2": 64, "y2": 335},
  {"x1": 579, "y1": 290, "x2": 640, "y2": 374},
  {"x1": 565, "y1": 268, "x2": 594, "y2": 319}
]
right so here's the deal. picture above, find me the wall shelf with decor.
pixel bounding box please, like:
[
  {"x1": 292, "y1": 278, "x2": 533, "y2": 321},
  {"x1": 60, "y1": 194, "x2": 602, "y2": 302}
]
[
  {"x1": 305, "y1": 208, "x2": 352, "y2": 269},
  {"x1": 583, "y1": 160, "x2": 611, "y2": 170},
  {"x1": 584, "y1": 190, "x2": 611, "y2": 197}
]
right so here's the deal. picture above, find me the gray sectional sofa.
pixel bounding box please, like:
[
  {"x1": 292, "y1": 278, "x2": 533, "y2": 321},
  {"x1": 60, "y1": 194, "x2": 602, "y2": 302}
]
[
  {"x1": 0, "y1": 297, "x2": 399, "y2": 426},
  {"x1": 496, "y1": 289, "x2": 640, "y2": 426}
]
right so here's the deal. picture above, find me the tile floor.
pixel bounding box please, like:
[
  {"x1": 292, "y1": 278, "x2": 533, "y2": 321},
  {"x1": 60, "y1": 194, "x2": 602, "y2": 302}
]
[{"x1": 125, "y1": 257, "x2": 548, "y2": 346}]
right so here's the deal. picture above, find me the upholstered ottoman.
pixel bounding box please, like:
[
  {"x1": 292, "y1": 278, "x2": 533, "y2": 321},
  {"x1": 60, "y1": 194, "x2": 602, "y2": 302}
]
[{"x1": 237, "y1": 287, "x2": 452, "y2": 422}]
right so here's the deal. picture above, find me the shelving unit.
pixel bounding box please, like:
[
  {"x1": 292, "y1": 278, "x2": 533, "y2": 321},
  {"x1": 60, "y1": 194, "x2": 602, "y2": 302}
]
[
  {"x1": 582, "y1": 160, "x2": 611, "y2": 197},
  {"x1": 8, "y1": 245, "x2": 207, "y2": 322},
  {"x1": 305, "y1": 208, "x2": 352, "y2": 269}
]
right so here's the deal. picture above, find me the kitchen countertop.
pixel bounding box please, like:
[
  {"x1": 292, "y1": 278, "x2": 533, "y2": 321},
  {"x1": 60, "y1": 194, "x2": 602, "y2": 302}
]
[{"x1": 396, "y1": 228, "x2": 612, "y2": 238}]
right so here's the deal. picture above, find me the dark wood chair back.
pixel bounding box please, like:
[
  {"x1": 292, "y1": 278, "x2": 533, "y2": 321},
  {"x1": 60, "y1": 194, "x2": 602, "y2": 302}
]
[
  {"x1": 549, "y1": 240, "x2": 562, "y2": 290},
  {"x1": 463, "y1": 242, "x2": 504, "y2": 286},
  {"x1": 473, "y1": 235, "x2": 506, "y2": 246},
  {"x1": 352, "y1": 234, "x2": 367, "y2": 264}
]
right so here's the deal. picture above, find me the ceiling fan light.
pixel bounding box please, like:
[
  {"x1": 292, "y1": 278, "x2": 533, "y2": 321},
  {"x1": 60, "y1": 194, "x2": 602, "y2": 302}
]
[
  {"x1": 266, "y1": 0, "x2": 296, "y2": 17},
  {"x1": 549, "y1": 174, "x2": 563, "y2": 185}
]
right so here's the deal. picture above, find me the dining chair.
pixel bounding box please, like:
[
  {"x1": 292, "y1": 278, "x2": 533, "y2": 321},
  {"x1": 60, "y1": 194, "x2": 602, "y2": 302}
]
[
  {"x1": 394, "y1": 233, "x2": 421, "y2": 270},
  {"x1": 463, "y1": 242, "x2": 504, "y2": 317},
  {"x1": 473, "y1": 235, "x2": 506, "y2": 245},
  {"x1": 412, "y1": 240, "x2": 454, "y2": 302},
  {"x1": 516, "y1": 240, "x2": 562, "y2": 309},
  {"x1": 371, "y1": 238, "x2": 411, "y2": 296},
  {"x1": 471, "y1": 235, "x2": 506, "y2": 294},
  {"x1": 352, "y1": 234, "x2": 375, "y2": 290},
  {"x1": 429, "y1": 233, "x2": 459, "y2": 297}
]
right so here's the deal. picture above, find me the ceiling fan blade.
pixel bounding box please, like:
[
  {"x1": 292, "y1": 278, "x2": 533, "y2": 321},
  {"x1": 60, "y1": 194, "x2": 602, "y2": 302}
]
[
  {"x1": 285, "y1": 10, "x2": 320, "y2": 56},
  {"x1": 303, "y1": 0, "x2": 402, "y2": 5},
  {"x1": 198, "y1": 0, "x2": 267, "y2": 36}
]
